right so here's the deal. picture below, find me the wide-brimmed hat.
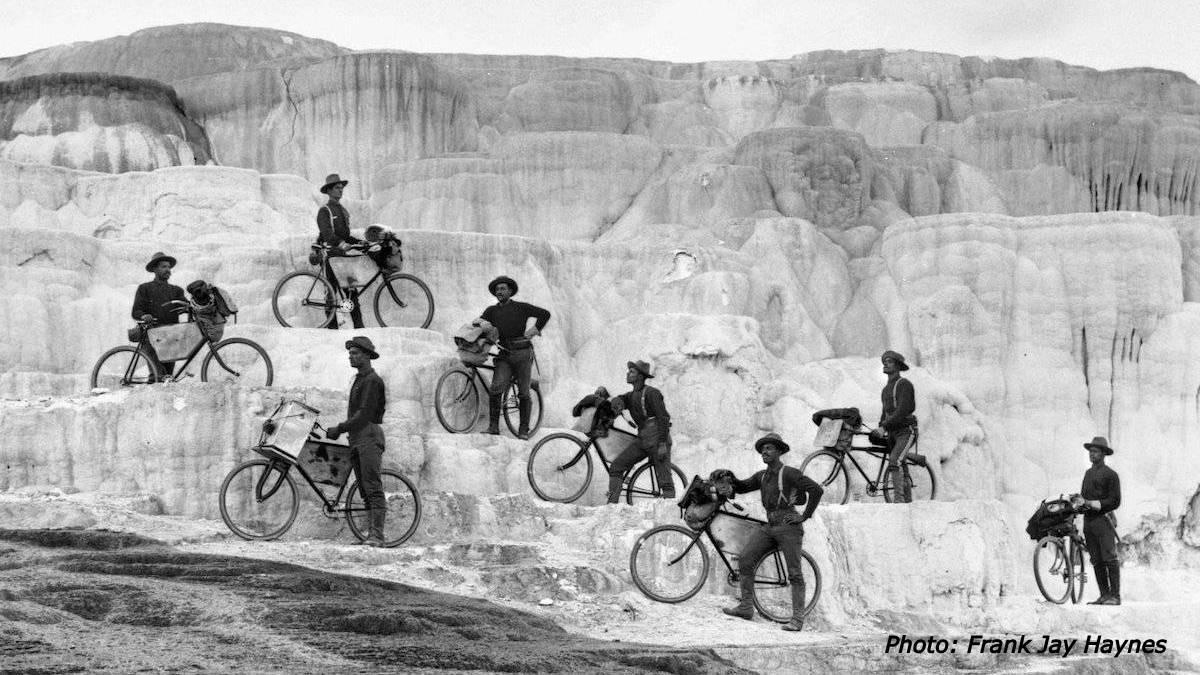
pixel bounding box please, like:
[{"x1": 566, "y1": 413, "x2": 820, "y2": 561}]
[
  {"x1": 320, "y1": 173, "x2": 349, "y2": 194},
  {"x1": 345, "y1": 336, "x2": 379, "y2": 360},
  {"x1": 1084, "y1": 436, "x2": 1114, "y2": 455},
  {"x1": 755, "y1": 432, "x2": 791, "y2": 455},
  {"x1": 488, "y1": 275, "x2": 518, "y2": 296},
  {"x1": 145, "y1": 251, "x2": 177, "y2": 272},
  {"x1": 881, "y1": 350, "x2": 910, "y2": 371},
  {"x1": 627, "y1": 360, "x2": 654, "y2": 379}
]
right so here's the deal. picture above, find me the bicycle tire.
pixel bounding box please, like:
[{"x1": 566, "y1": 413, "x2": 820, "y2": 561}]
[
  {"x1": 882, "y1": 458, "x2": 936, "y2": 503},
  {"x1": 345, "y1": 469, "x2": 422, "y2": 548},
  {"x1": 1068, "y1": 537, "x2": 1087, "y2": 604},
  {"x1": 502, "y1": 382, "x2": 543, "y2": 437},
  {"x1": 201, "y1": 337, "x2": 274, "y2": 386},
  {"x1": 799, "y1": 450, "x2": 850, "y2": 505},
  {"x1": 751, "y1": 548, "x2": 822, "y2": 623},
  {"x1": 1033, "y1": 536, "x2": 1071, "y2": 604},
  {"x1": 526, "y1": 433, "x2": 593, "y2": 503},
  {"x1": 218, "y1": 459, "x2": 299, "y2": 541},
  {"x1": 434, "y1": 368, "x2": 480, "y2": 433},
  {"x1": 272, "y1": 271, "x2": 336, "y2": 328},
  {"x1": 90, "y1": 345, "x2": 162, "y2": 390},
  {"x1": 373, "y1": 272, "x2": 434, "y2": 329},
  {"x1": 625, "y1": 462, "x2": 687, "y2": 505},
  {"x1": 629, "y1": 524, "x2": 710, "y2": 603}
]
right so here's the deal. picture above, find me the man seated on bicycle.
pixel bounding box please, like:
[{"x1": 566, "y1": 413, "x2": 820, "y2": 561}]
[
  {"x1": 607, "y1": 360, "x2": 674, "y2": 501},
  {"x1": 717, "y1": 433, "x2": 823, "y2": 632},
  {"x1": 132, "y1": 251, "x2": 186, "y2": 381},
  {"x1": 316, "y1": 173, "x2": 366, "y2": 329}
]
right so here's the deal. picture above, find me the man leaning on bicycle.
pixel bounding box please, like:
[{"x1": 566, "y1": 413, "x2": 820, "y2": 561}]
[{"x1": 717, "y1": 433, "x2": 823, "y2": 632}]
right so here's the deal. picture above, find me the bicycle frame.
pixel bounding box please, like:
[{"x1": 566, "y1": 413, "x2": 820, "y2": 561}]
[
  {"x1": 313, "y1": 249, "x2": 403, "y2": 304},
  {"x1": 257, "y1": 454, "x2": 364, "y2": 517},
  {"x1": 127, "y1": 324, "x2": 225, "y2": 383},
  {"x1": 554, "y1": 425, "x2": 668, "y2": 499},
  {"x1": 663, "y1": 508, "x2": 788, "y2": 589},
  {"x1": 833, "y1": 447, "x2": 894, "y2": 495}
]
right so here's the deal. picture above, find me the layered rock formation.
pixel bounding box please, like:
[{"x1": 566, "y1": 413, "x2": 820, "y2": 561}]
[
  {"x1": 1, "y1": 24, "x2": 1199, "y2": 642},
  {"x1": 0, "y1": 74, "x2": 213, "y2": 172}
]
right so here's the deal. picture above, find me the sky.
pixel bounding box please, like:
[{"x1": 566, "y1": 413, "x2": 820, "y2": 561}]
[{"x1": 1, "y1": 0, "x2": 1199, "y2": 80}]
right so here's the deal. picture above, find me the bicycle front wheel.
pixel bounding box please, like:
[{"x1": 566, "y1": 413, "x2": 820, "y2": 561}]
[
  {"x1": 882, "y1": 459, "x2": 936, "y2": 503},
  {"x1": 751, "y1": 548, "x2": 822, "y2": 623},
  {"x1": 625, "y1": 462, "x2": 687, "y2": 504},
  {"x1": 629, "y1": 524, "x2": 710, "y2": 603},
  {"x1": 218, "y1": 459, "x2": 299, "y2": 541},
  {"x1": 503, "y1": 382, "x2": 543, "y2": 436},
  {"x1": 272, "y1": 271, "x2": 335, "y2": 328},
  {"x1": 1068, "y1": 538, "x2": 1087, "y2": 604},
  {"x1": 345, "y1": 469, "x2": 422, "y2": 548},
  {"x1": 202, "y1": 337, "x2": 274, "y2": 386},
  {"x1": 1033, "y1": 536, "x2": 1071, "y2": 604},
  {"x1": 90, "y1": 345, "x2": 162, "y2": 389},
  {"x1": 526, "y1": 433, "x2": 593, "y2": 503},
  {"x1": 373, "y1": 273, "x2": 434, "y2": 329},
  {"x1": 434, "y1": 369, "x2": 480, "y2": 433},
  {"x1": 799, "y1": 450, "x2": 849, "y2": 505}
]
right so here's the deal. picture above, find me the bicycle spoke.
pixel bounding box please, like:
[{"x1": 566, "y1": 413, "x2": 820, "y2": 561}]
[
  {"x1": 218, "y1": 460, "x2": 298, "y2": 540},
  {"x1": 629, "y1": 525, "x2": 709, "y2": 603},
  {"x1": 526, "y1": 433, "x2": 591, "y2": 503}
]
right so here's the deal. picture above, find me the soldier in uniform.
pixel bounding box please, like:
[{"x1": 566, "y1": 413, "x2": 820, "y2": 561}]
[
  {"x1": 1076, "y1": 436, "x2": 1122, "y2": 605},
  {"x1": 874, "y1": 350, "x2": 918, "y2": 503},
  {"x1": 607, "y1": 360, "x2": 675, "y2": 501},
  {"x1": 719, "y1": 433, "x2": 823, "y2": 631},
  {"x1": 132, "y1": 251, "x2": 185, "y2": 380},
  {"x1": 479, "y1": 276, "x2": 550, "y2": 439},
  {"x1": 326, "y1": 336, "x2": 388, "y2": 546}
]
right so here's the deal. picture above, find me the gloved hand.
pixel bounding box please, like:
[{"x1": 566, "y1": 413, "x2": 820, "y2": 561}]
[
  {"x1": 868, "y1": 428, "x2": 889, "y2": 446},
  {"x1": 325, "y1": 425, "x2": 342, "y2": 441}
]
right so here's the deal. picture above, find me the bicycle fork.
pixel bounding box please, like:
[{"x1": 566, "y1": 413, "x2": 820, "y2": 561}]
[{"x1": 255, "y1": 462, "x2": 290, "y2": 502}]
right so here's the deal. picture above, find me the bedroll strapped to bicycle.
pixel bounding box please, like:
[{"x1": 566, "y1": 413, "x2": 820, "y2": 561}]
[
  {"x1": 811, "y1": 407, "x2": 861, "y2": 452},
  {"x1": 1025, "y1": 498, "x2": 1075, "y2": 540},
  {"x1": 452, "y1": 318, "x2": 498, "y2": 366}
]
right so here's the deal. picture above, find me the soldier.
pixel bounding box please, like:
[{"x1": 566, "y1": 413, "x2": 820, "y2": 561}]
[
  {"x1": 607, "y1": 360, "x2": 674, "y2": 501},
  {"x1": 719, "y1": 433, "x2": 823, "y2": 631},
  {"x1": 479, "y1": 276, "x2": 550, "y2": 439},
  {"x1": 325, "y1": 336, "x2": 388, "y2": 546},
  {"x1": 132, "y1": 251, "x2": 185, "y2": 381},
  {"x1": 1076, "y1": 436, "x2": 1122, "y2": 605},
  {"x1": 875, "y1": 350, "x2": 917, "y2": 503},
  {"x1": 316, "y1": 173, "x2": 364, "y2": 329}
]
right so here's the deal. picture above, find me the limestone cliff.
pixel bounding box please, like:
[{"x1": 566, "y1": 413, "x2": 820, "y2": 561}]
[{"x1": 0, "y1": 73, "x2": 213, "y2": 172}]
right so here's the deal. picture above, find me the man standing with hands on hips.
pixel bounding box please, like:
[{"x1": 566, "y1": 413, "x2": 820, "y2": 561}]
[
  {"x1": 479, "y1": 276, "x2": 550, "y2": 440},
  {"x1": 326, "y1": 336, "x2": 388, "y2": 546}
]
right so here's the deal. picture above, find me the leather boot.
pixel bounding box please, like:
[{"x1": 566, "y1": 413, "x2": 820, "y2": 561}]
[
  {"x1": 898, "y1": 466, "x2": 912, "y2": 503},
  {"x1": 352, "y1": 509, "x2": 372, "y2": 545},
  {"x1": 781, "y1": 580, "x2": 806, "y2": 631},
  {"x1": 486, "y1": 394, "x2": 502, "y2": 435},
  {"x1": 605, "y1": 475, "x2": 624, "y2": 504},
  {"x1": 655, "y1": 460, "x2": 676, "y2": 499},
  {"x1": 366, "y1": 507, "x2": 387, "y2": 547},
  {"x1": 1087, "y1": 563, "x2": 1109, "y2": 604},
  {"x1": 517, "y1": 396, "x2": 531, "y2": 440},
  {"x1": 722, "y1": 573, "x2": 755, "y2": 620},
  {"x1": 1099, "y1": 564, "x2": 1120, "y2": 605}
]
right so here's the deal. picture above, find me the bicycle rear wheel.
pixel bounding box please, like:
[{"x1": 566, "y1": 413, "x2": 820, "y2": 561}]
[
  {"x1": 502, "y1": 382, "x2": 543, "y2": 436},
  {"x1": 625, "y1": 462, "x2": 687, "y2": 504},
  {"x1": 1068, "y1": 538, "x2": 1087, "y2": 604},
  {"x1": 272, "y1": 271, "x2": 335, "y2": 328},
  {"x1": 1033, "y1": 536, "x2": 1071, "y2": 604},
  {"x1": 434, "y1": 369, "x2": 480, "y2": 433},
  {"x1": 629, "y1": 524, "x2": 710, "y2": 603},
  {"x1": 526, "y1": 433, "x2": 593, "y2": 503},
  {"x1": 751, "y1": 548, "x2": 822, "y2": 623},
  {"x1": 882, "y1": 459, "x2": 936, "y2": 503},
  {"x1": 373, "y1": 273, "x2": 434, "y2": 329},
  {"x1": 218, "y1": 459, "x2": 299, "y2": 541},
  {"x1": 345, "y1": 469, "x2": 422, "y2": 548},
  {"x1": 90, "y1": 345, "x2": 162, "y2": 389},
  {"x1": 799, "y1": 450, "x2": 849, "y2": 505},
  {"x1": 202, "y1": 337, "x2": 274, "y2": 386}
]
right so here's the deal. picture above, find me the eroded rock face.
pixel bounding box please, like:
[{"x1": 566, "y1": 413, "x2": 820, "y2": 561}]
[{"x1": 0, "y1": 74, "x2": 213, "y2": 172}]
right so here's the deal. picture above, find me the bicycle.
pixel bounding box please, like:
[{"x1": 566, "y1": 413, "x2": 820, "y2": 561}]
[
  {"x1": 218, "y1": 398, "x2": 422, "y2": 547},
  {"x1": 799, "y1": 416, "x2": 935, "y2": 505},
  {"x1": 434, "y1": 348, "x2": 544, "y2": 436},
  {"x1": 91, "y1": 301, "x2": 273, "y2": 390},
  {"x1": 526, "y1": 415, "x2": 687, "y2": 504},
  {"x1": 1031, "y1": 495, "x2": 1088, "y2": 604},
  {"x1": 628, "y1": 486, "x2": 821, "y2": 623},
  {"x1": 271, "y1": 233, "x2": 434, "y2": 329}
]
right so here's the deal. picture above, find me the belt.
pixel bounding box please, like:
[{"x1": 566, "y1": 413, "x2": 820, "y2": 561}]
[{"x1": 501, "y1": 338, "x2": 533, "y2": 350}]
